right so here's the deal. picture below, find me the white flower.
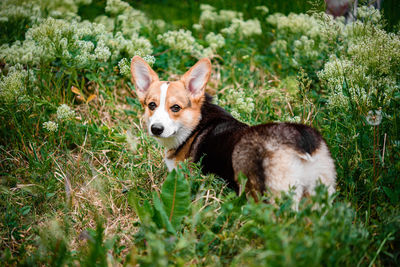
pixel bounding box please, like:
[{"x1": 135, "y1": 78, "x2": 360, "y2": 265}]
[
  {"x1": 118, "y1": 58, "x2": 131, "y2": 77},
  {"x1": 205, "y1": 32, "x2": 225, "y2": 50},
  {"x1": 143, "y1": 55, "x2": 156, "y2": 66},
  {"x1": 157, "y1": 29, "x2": 204, "y2": 58},
  {"x1": 94, "y1": 41, "x2": 111, "y2": 61},
  {"x1": 43, "y1": 121, "x2": 58, "y2": 132},
  {"x1": 255, "y1": 6, "x2": 269, "y2": 15},
  {"x1": 221, "y1": 18, "x2": 262, "y2": 38},
  {"x1": 0, "y1": 64, "x2": 33, "y2": 103},
  {"x1": 366, "y1": 110, "x2": 382, "y2": 126},
  {"x1": 57, "y1": 104, "x2": 75, "y2": 120}
]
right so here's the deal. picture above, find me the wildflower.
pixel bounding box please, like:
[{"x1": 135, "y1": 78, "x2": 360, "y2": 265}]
[
  {"x1": 43, "y1": 121, "x2": 58, "y2": 132},
  {"x1": 94, "y1": 40, "x2": 111, "y2": 61},
  {"x1": 157, "y1": 29, "x2": 204, "y2": 58},
  {"x1": 255, "y1": 6, "x2": 269, "y2": 15},
  {"x1": 199, "y1": 4, "x2": 242, "y2": 27},
  {"x1": 217, "y1": 88, "x2": 255, "y2": 120},
  {"x1": 105, "y1": 0, "x2": 131, "y2": 16},
  {"x1": 366, "y1": 110, "x2": 382, "y2": 126},
  {"x1": 143, "y1": 55, "x2": 156, "y2": 66},
  {"x1": 0, "y1": 64, "x2": 34, "y2": 103},
  {"x1": 221, "y1": 18, "x2": 262, "y2": 37},
  {"x1": 118, "y1": 58, "x2": 131, "y2": 77},
  {"x1": 192, "y1": 24, "x2": 202, "y2": 31},
  {"x1": 57, "y1": 104, "x2": 75, "y2": 120},
  {"x1": 205, "y1": 32, "x2": 225, "y2": 50}
]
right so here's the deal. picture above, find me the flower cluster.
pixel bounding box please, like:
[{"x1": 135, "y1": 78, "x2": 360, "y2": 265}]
[
  {"x1": 221, "y1": 18, "x2": 262, "y2": 38},
  {"x1": 205, "y1": 32, "x2": 225, "y2": 50},
  {"x1": 291, "y1": 35, "x2": 320, "y2": 67},
  {"x1": 157, "y1": 29, "x2": 211, "y2": 58},
  {"x1": 104, "y1": 0, "x2": 149, "y2": 36},
  {"x1": 43, "y1": 121, "x2": 58, "y2": 132},
  {"x1": 318, "y1": 11, "x2": 400, "y2": 110},
  {"x1": 195, "y1": 4, "x2": 261, "y2": 40},
  {"x1": 118, "y1": 58, "x2": 131, "y2": 77},
  {"x1": 255, "y1": 6, "x2": 269, "y2": 15},
  {"x1": 0, "y1": 0, "x2": 41, "y2": 24},
  {"x1": 0, "y1": 0, "x2": 153, "y2": 69},
  {"x1": 105, "y1": 0, "x2": 130, "y2": 15},
  {"x1": 198, "y1": 4, "x2": 243, "y2": 28},
  {"x1": 57, "y1": 104, "x2": 75, "y2": 120},
  {"x1": 267, "y1": 12, "x2": 342, "y2": 72},
  {"x1": 356, "y1": 5, "x2": 382, "y2": 26},
  {"x1": 267, "y1": 13, "x2": 324, "y2": 39},
  {"x1": 118, "y1": 54, "x2": 155, "y2": 77},
  {"x1": 0, "y1": 15, "x2": 152, "y2": 67},
  {"x1": 217, "y1": 88, "x2": 255, "y2": 120},
  {"x1": 0, "y1": 64, "x2": 35, "y2": 103}
]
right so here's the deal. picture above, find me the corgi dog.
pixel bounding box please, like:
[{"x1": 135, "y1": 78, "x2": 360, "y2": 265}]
[{"x1": 130, "y1": 56, "x2": 336, "y2": 204}]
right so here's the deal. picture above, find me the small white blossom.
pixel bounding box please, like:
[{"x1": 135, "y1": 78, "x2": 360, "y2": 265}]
[
  {"x1": 143, "y1": 55, "x2": 156, "y2": 66},
  {"x1": 205, "y1": 32, "x2": 225, "y2": 50},
  {"x1": 366, "y1": 110, "x2": 382, "y2": 126},
  {"x1": 118, "y1": 58, "x2": 131, "y2": 77},
  {"x1": 43, "y1": 121, "x2": 58, "y2": 132},
  {"x1": 57, "y1": 104, "x2": 75, "y2": 120}
]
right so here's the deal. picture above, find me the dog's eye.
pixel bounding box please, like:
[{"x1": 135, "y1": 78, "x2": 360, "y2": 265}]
[
  {"x1": 170, "y1": 104, "x2": 181, "y2": 113},
  {"x1": 148, "y1": 102, "x2": 157, "y2": 110}
]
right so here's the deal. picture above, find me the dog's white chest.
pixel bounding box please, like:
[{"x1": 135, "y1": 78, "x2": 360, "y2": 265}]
[{"x1": 164, "y1": 151, "x2": 176, "y2": 171}]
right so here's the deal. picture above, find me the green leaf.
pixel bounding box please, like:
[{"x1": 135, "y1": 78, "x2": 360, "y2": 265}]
[
  {"x1": 161, "y1": 169, "x2": 190, "y2": 229},
  {"x1": 152, "y1": 191, "x2": 176, "y2": 234},
  {"x1": 20, "y1": 205, "x2": 31, "y2": 216},
  {"x1": 126, "y1": 97, "x2": 141, "y2": 108},
  {"x1": 128, "y1": 192, "x2": 153, "y2": 224}
]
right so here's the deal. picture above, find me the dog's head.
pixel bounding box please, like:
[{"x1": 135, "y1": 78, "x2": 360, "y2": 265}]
[{"x1": 130, "y1": 56, "x2": 211, "y2": 149}]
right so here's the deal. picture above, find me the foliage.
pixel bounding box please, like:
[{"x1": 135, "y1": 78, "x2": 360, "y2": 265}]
[{"x1": 1, "y1": 0, "x2": 399, "y2": 266}]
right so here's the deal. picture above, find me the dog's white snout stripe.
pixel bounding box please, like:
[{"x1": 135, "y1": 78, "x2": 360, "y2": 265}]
[{"x1": 148, "y1": 82, "x2": 176, "y2": 138}]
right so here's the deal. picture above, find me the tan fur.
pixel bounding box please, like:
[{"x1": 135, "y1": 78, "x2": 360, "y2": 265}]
[
  {"x1": 165, "y1": 81, "x2": 204, "y2": 130},
  {"x1": 166, "y1": 132, "x2": 199, "y2": 168}
]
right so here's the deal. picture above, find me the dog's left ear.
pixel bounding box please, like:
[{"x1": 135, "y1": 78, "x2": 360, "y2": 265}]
[
  {"x1": 131, "y1": 56, "x2": 159, "y2": 103},
  {"x1": 181, "y1": 58, "x2": 211, "y2": 100}
]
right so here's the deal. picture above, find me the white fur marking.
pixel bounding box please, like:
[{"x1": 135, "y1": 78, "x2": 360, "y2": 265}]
[
  {"x1": 298, "y1": 152, "x2": 314, "y2": 161},
  {"x1": 164, "y1": 151, "x2": 176, "y2": 171}
]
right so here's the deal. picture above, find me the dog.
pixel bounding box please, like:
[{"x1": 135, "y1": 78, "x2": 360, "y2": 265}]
[{"x1": 130, "y1": 56, "x2": 336, "y2": 204}]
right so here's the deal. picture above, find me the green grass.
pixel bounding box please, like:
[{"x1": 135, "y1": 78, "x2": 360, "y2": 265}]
[{"x1": 1, "y1": 0, "x2": 400, "y2": 266}]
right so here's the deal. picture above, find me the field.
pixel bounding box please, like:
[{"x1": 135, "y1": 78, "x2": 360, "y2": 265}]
[{"x1": 1, "y1": 0, "x2": 400, "y2": 266}]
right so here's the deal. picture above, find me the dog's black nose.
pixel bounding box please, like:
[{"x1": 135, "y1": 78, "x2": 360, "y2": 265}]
[{"x1": 151, "y1": 124, "x2": 164, "y2": 136}]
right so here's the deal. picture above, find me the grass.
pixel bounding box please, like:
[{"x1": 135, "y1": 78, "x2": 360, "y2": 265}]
[{"x1": 1, "y1": 0, "x2": 400, "y2": 266}]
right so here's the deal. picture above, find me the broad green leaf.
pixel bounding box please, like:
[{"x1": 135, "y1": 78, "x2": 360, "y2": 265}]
[
  {"x1": 128, "y1": 192, "x2": 153, "y2": 224},
  {"x1": 152, "y1": 191, "x2": 175, "y2": 234},
  {"x1": 161, "y1": 169, "x2": 190, "y2": 229}
]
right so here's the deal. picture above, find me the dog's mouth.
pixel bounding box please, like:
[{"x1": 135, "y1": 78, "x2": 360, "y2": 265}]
[{"x1": 150, "y1": 130, "x2": 177, "y2": 139}]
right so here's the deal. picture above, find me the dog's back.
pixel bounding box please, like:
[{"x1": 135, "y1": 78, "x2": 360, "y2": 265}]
[{"x1": 186, "y1": 96, "x2": 336, "y2": 203}]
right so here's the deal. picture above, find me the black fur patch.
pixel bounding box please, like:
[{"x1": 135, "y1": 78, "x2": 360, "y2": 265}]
[
  {"x1": 247, "y1": 123, "x2": 322, "y2": 155},
  {"x1": 189, "y1": 94, "x2": 248, "y2": 192}
]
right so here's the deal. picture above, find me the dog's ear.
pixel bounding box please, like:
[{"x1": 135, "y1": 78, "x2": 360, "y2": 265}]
[
  {"x1": 131, "y1": 56, "x2": 159, "y2": 103},
  {"x1": 181, "y1": 58, "x2": 211, "y2": 100}
]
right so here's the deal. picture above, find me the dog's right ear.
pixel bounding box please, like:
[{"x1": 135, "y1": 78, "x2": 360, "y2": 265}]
[{"x1": 131, "y1": 56, "x2": 159, "y2": 103}]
